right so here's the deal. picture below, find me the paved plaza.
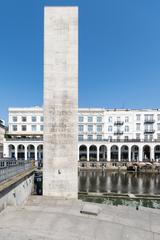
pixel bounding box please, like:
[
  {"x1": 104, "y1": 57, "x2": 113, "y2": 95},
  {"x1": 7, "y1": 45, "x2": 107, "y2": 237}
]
[{"x1": 0, "y1": 196, "x2": 159, "y2": 239}]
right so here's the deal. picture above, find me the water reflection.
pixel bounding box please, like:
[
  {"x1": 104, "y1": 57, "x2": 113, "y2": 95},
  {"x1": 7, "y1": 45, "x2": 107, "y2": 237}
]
[{"x1": 78, "y1": 170, "x2": 160, "y2": 194}]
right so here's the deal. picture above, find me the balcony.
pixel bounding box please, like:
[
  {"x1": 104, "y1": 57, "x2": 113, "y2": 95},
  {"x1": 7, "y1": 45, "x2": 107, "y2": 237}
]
[
  {"x1": 144, "y1": 119, "x2": 155, "y2": 124},
  {"x1": 114, "y1": 130, "x2": 123, "y2": 135},
  {"x1": 114, "y1": 121, "x2": 124, "y2": 126},
  {"x1": 144, "y1": 129, "x2": 155, "y2": 134}
]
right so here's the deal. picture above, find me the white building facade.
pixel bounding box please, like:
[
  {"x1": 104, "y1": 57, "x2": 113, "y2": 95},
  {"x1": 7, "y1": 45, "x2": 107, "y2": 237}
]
[
  {"x1": 3, "y1": 107, "x2": 160, "y2": 163},
  {"x1": 0, "y1": 119, "x2": 5, "y2": 158}
]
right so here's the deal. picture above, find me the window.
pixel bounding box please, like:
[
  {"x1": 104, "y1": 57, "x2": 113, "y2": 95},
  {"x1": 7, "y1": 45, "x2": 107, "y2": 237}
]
[
  {"x1": 79, "y1": 116, "x2": 84, "y2": 122},
  {"x1": 22, "y1": 125, "x2": 27, "y2": 131},
  {"x1": 157, "y1": 134, "x2": 160, "y2": 140},
  {"x1": 12, "y1": 125, "x2": 17, "y2": 131},
  {"x1": 12, "y1": 116, "x2": 17, "y2": 122},
  {"x1": 97, "y1": 135, "x2": 102, "y2": 140},
  {"x1": 78, "y1": 135, "x2": 84, "y2": 141},
  {"x1": 78, "y1": 125, "x2": 84, "y2": 132},
  {"x1": 108, "y1": 117, "x2": 112, "y2": 122},
  {"x1": 22, "y1": 116, "x2": 27, "y2": 122},
  {"x1": 136, "y1": 123, "x2": 141, "y2": 131},
  {"x1": 124, "y1": 136, "x2": 129, "y2": 140},
  {"x1": 32, "y1": 116, "x2": 36, "y2": 122},
  {"x1": 40, "y1": 116, "x2": 44, "y2": 122},
  {"x1": 144, "y1": 134, "x2": 148, "y2": 140},
  {"x1": 136, "y1": 133, "x2": 140, "y2": 139},
  {"x1": 158, "y1": 115, "x2": 160, "y2": 121},
  {"x1": 136, "y1": 114, "x2": 141, "y2": 121},
  {"x1": 145, "y1": 125, "x2": 153, "y2": 131},
  {"x1": 145, "y1": 114, "x2": 154, "y2": 121},
  {"x1": 149, "y1": 134, "x2": 153, "y2": 140},
  {"x1": 40, "y1": 125, "x2": 43, "y2": 131},
  {"x1": 158, "y1": 123, "x2": 160, "y2": 131},
  {"x1": 88, "y1": 116, "x2": 93, "y2": 122},
  {"x1": 117, "y1": 136, "x2": 120, "y2": 141},
  {"x1": 97, "y1": 125, "x2": 102, "y2": 132},
  {"x1": 88, "y1": 135, "x2": 93, "y2": 140},
  {"x1": 125, "y1": 126, "x2": 129, "y2": 132},
  {"x1": 88, "y1": 125, "x2": 93, "y2": 132},
  {"x1": 108, "y1": 126, "x2": 112, "y2": 132},
  {"x1": 31, "y1": 125, "x2": 37, "y2": 131},
  {"x1": 97, "y1": 116, "x2": 102, "y2": 122},
  {"x1": 125, "y1": 116, "x2": 129, "y2": 122},
  {"x1": 108, "y1": 136, "x2": 112, "y2": 141}
]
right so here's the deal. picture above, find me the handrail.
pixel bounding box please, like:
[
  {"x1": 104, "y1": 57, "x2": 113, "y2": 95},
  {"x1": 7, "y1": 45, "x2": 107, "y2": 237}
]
[{"x1": 0, "y1": 159, "x2": 34, "y2": 183}]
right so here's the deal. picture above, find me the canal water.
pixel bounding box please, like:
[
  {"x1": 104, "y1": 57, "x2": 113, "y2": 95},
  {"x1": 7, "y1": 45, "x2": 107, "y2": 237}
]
[{"x1": 79, "y1": 170, "x2": 160, "y2": 195}]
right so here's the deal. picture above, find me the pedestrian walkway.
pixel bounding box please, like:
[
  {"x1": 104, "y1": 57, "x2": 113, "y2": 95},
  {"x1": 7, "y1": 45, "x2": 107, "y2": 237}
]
[{"x1": 0, "y1": 196, "x2": 159, "y2": 240}]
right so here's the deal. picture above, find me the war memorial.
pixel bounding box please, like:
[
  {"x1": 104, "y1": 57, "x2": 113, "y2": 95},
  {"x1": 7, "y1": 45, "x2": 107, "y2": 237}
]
[
  {"x1": 43, "y1": 7, "x2": 78, "y2": 199},
  {"x1": 0, "y1": 6, "x2": 160, "y2": 240}
]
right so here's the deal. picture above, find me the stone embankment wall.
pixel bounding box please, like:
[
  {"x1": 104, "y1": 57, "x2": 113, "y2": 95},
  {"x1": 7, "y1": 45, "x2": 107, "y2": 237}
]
[{"x1": 0, "y1": 171, "x2": 34, "y2": 212}]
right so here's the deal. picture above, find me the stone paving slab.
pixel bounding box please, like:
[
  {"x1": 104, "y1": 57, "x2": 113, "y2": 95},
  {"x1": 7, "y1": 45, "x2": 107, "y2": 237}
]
[
  {"x1": 0, "y1": 196, "x2": 160, "y2": 240},
  {"x1": 80, "y1": 203, "x2": 101, "y2": 215}
]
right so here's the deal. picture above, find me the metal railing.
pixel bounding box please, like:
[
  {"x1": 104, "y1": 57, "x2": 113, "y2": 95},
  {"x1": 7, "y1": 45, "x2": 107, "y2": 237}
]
[
  {"x1": 114, "y1": 121, "x2": 124, "y2": 125},
  {"x1": 144, "y1": 130, "x2": 155, "y2": 134},
  {"x1": 79, "y1": 139, "x2": 160, "y2": 143},
  {"x1": 5, "y1": 137, "x2": 43, "y2": 141},
  {"x1": 144, "y1": 119, "x2": 155, "y2": 124},
  {"x1": 114, "y1": 131, "x2": 124, "y2": 135},
  {"x1": 0, "y1": 159, "x2": 34, "y2": 183}
]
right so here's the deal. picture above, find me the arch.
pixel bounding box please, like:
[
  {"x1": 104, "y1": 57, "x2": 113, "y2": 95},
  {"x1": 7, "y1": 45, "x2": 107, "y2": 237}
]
[
  {"x1": 17, "y1": 144, "x2": 25, "y2": 160},
  {"x1": 99, "y1": 145, "x2": 107, "y2": 161},
  {"x1": 111, "y1": 145, "x2": 119, "y2": 162},
  {"x1": 131, "y1": 145, "x2": 139, "y2": 162},
  {"x1": 154, "y1": 145, "x2": 160, "y2": 161},
  {"x1": 79, "y1": 145, "x2": 87, "y2": 161},
  {"x1": 121, "y1": 145, "x2": 129, "y2": 161},
  {"x1": 143, "y1": 145, "x2": 150, "y2": 161},
  {"x1": 27, "y1": 144, "x2": 35, "y2": 160},
  {"x1": 89, "y1": 145, "x2": 97, "y2": 161},
  {"x1": 8, "y1": 144, "x2": 15, "y2": 159},
  {"x1": 37, "y1": 144, "x2": 43, "y2": 161}
]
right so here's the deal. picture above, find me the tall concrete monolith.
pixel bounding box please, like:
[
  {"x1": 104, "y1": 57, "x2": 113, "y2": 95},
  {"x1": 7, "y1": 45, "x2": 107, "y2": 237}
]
[{"x1": 43, "y1": 7, "x2": 78, "y2": 198}]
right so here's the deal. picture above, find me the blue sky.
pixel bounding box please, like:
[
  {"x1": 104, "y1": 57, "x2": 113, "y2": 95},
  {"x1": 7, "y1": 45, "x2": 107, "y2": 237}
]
[{"x1": 0, "y1": 0, "x2": 160, "y2": 121}]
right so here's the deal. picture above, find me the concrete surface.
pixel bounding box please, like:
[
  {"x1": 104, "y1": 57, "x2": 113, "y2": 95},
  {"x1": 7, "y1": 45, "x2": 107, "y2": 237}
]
[
  {"x1": 0, "y1": 195, "x2": 159, "y2": 240},
  {"x1": 43, "y1": 7, "x2": 78, "y2": 198}
]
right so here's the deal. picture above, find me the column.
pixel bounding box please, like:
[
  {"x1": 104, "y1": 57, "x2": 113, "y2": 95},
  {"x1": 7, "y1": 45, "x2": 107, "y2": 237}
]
[
  {"x1": 25, "y1": 146, "x2": 27, "y2": 160},
  {"x1": 97, "y1": 147, "x2": 99, "y2": 162},
  {"x1": 128, "y1": 147, "x2": 131, "y2": 162},
  {"x1": 87, "y1": 146, "x2": 89, "y2": 161},
  {"x1": 139, "y1": 146, "x2": 143, "y2": 162},
  {"x1": 3, "y1": 143, "x2": 9, "y2": 158},
  {"x1": 151, "y1": 146, "x2": 154, "y2": 161},
  {"x1": 118, "y1": 147, "x2": 121, "y2": 162},
  {"x1": 35, "y1": 146, "x2": 37, "y2": 161},
  {"x1": 15, "y1": 146, "x2": 18, "y2": 160},
  {"x1": 107, "y1": 147, "x2": 111, "y2": 161}
]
